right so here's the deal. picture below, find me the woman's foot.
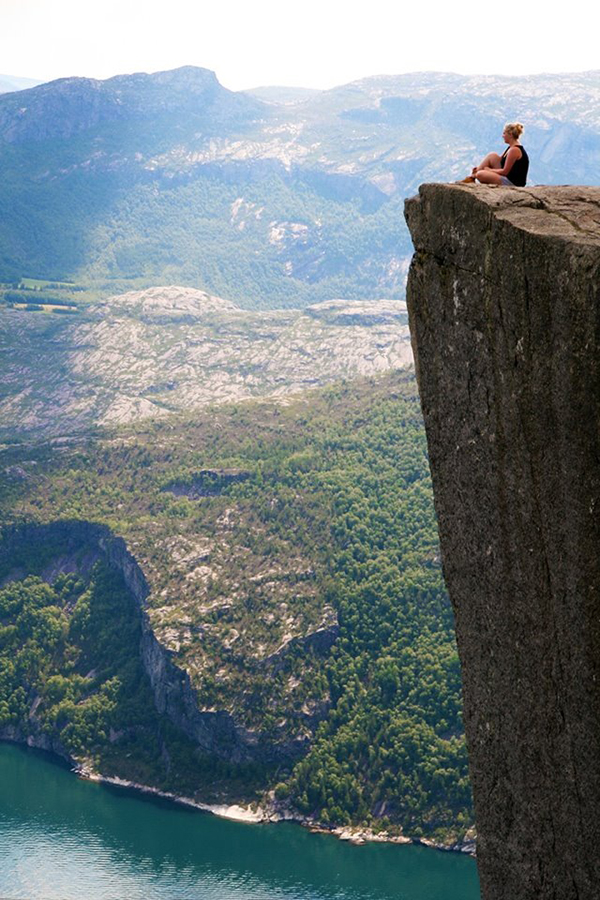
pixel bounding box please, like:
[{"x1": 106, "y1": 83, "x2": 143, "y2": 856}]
[{"x1": 457, "y1": 175, "x2": 476, "y2": 183}]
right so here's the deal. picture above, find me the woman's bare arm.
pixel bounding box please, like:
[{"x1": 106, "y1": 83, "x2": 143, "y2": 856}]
[{"x1": 490, "y1": 146, "x2": 522, "y2": 176}]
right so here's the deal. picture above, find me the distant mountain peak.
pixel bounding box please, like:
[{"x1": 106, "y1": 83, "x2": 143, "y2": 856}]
[
  {"x1": 0, "y1": 73, "x2": 43, "y2": 94},
  {"x1": 104, "y1": 65, "x2": 222, "y2": 92},
  {"x1": 245, "y1": 85, "x2": 321, "y2": 105},
  {"x1": 0, "y1": 65, "x2": 263, "y2": 145}
]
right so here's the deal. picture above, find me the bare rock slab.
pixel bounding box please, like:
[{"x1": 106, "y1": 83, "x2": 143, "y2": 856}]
[
  {"x1": 0, "y1": 288, "x2": 411, "y2": 439},
  {"x1": 405, "y1": 185, "x2": 600, "y2": 900}
]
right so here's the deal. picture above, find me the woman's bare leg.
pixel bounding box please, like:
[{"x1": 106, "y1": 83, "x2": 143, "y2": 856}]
[
  {"x1": 475, "y1": 168, "x2": 503, "y2": 184},
  {"x1": 458, "y1": 151, "x2": 503, "y2": 184},
  {"x1": 475, "y1": 152, "x2": 502, "y2": 172}
]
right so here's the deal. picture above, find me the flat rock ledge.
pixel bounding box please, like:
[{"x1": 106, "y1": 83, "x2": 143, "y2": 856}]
[{"x1": 405, "y1": 185, "x2": 600, "y2": 900}]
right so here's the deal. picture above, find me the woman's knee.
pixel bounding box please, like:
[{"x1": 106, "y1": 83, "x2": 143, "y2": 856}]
[{"x1": 483, "y1": 152, "x2": 502, "y2": 169}]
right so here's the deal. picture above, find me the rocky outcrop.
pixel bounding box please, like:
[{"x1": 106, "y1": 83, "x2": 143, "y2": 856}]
[
  {"x1": 259, "y1": 623, "x2": 340, "y2": 672},
  {"x1": 163, "y1": 469, "x2": 251, "y2": 499},
  {"x1": 304, "y1": 298, "x2": 408, "y2": 326},
  {"x1": 0, "y1": 722, "x2": 74, "y2": 762},
  {"x1": 405, "y1": 185, "x2": 600, "y2": 899},
  {"x1": 0, "y1": 290, "x2": 413, "y2": 440},
  {"x1": 95, "y1": 286, "x2": 238, "y2": 323}
]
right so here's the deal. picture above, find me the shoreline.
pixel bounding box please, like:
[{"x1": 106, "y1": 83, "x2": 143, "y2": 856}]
[
  {"x1": 0, "y1": 735, "x2": 475, "y2": 855},
  {"x1": 74, "y1": 761, "x2": 476, "y2": 856}
]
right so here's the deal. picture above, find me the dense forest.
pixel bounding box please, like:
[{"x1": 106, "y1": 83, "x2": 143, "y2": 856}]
[
  {"x1": 0, "y1": 566, "x2": 158, "y2": 762},
  {"x1": 0, "y1": 147, "x2": 408, "y2": 308},
  {"x1": 0, "y1": 370, "x2": 472, "y2": 842}
]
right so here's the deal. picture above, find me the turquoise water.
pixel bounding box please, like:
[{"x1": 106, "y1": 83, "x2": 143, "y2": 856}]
[{"x1": 0, "y1": 742, "x2": 480, "y2": 900}]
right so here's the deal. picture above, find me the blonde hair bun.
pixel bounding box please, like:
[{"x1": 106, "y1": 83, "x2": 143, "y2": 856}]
[{"x1": 505, "y1": 122, "x2": 524, "y2": 139}]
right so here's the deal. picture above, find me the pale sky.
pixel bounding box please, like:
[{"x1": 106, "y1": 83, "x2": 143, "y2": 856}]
[{"x1": 2, "y1": 0, "x2": 599, "y2": 91}]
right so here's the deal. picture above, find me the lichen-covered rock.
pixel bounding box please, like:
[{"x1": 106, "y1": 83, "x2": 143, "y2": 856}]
[{"x1": 405, "y1": 184, "x2": 600, "y2": 900}]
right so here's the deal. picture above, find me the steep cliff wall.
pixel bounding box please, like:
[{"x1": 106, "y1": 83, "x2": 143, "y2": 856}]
[
  {"x1": 0, "y1": 521, "x2": 272, "y2": 763},
  {"x1": 405, "y1": 185, "x2": 600, "y2": 900}
]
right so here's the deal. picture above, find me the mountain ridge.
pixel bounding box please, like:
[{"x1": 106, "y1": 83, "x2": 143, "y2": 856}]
[
  {"x1": 0, "y1": 65, "x2": 263, "y2": 145},
  {"x1": 0, "y1": 370, "x2": 472, "y2": 843},
  {"x1": 2, "y1": 66, "x2": 600, "y2": 304}
]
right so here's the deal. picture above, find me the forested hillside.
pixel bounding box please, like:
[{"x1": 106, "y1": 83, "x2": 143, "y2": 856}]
[
  {"x1": 0, "y1": 371, "x2": 472, "y2": 843},
  {"x1": 2, "y1": 67, "x2": 600, "y2": 307},
  {"x1": 7, "y1": 62, "x2": 586, "y2": 847}
]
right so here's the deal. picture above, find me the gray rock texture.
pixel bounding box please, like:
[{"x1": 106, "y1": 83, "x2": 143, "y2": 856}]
[
  {"x1": 0, "y1": 288, "x2": 411, "y2": 439},
  {"x1": 405, "y1": 184, "x2": 600, "y2": 900}
]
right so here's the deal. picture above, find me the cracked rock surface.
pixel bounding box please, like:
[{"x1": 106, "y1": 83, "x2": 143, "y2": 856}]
[{"x1": 405, "y1": 184, "x2": 600, "y2": 900}]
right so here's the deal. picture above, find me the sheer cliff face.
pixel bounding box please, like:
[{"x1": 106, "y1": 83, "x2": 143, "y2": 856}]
[{"x1": 405, "y1": 185, "x2": 600, "y2": 900}]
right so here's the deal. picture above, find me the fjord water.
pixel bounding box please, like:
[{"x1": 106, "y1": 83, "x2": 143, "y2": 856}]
[{"x1": 0, "y1": 743, "x2": 480, "y2": 900}]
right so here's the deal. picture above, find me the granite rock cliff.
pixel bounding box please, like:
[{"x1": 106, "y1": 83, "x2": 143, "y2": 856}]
[{"x1": 405, "y1": 185, "x2": 600, "y2": 899}]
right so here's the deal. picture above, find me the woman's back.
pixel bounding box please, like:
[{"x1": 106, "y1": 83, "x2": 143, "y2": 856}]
[{"x1": 502, "y1": 145, "x2": 529, "y2": 186}]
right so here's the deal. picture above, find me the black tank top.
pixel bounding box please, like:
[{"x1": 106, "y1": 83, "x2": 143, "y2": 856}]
[{"x1": 501, "y1": 145, "x2": 529, "y2": 186}]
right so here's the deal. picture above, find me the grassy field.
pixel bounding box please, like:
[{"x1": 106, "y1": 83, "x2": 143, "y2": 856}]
[
  {"x1": 0, "y1": 278, "x2": 97, "y2": 309},
  {"x1": 12, "y1": 302, "x2": 79, "y2": 313},
  {"x1": 20, "y1": 278, "x2": 77, "y2": 289}
]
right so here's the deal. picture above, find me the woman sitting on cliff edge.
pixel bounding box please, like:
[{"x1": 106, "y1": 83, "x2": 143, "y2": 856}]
[{"x1": 460, "y1": 122, "x2": 529, "y2": 186}]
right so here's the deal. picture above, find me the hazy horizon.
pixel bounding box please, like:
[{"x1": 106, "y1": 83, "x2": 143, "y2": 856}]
[
  {"x1": 4, "y1": 63, "x2": 600, "y2": 98},
  {"x1": 2, "y1": 0, "x2": 599, "y2": 93}
]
